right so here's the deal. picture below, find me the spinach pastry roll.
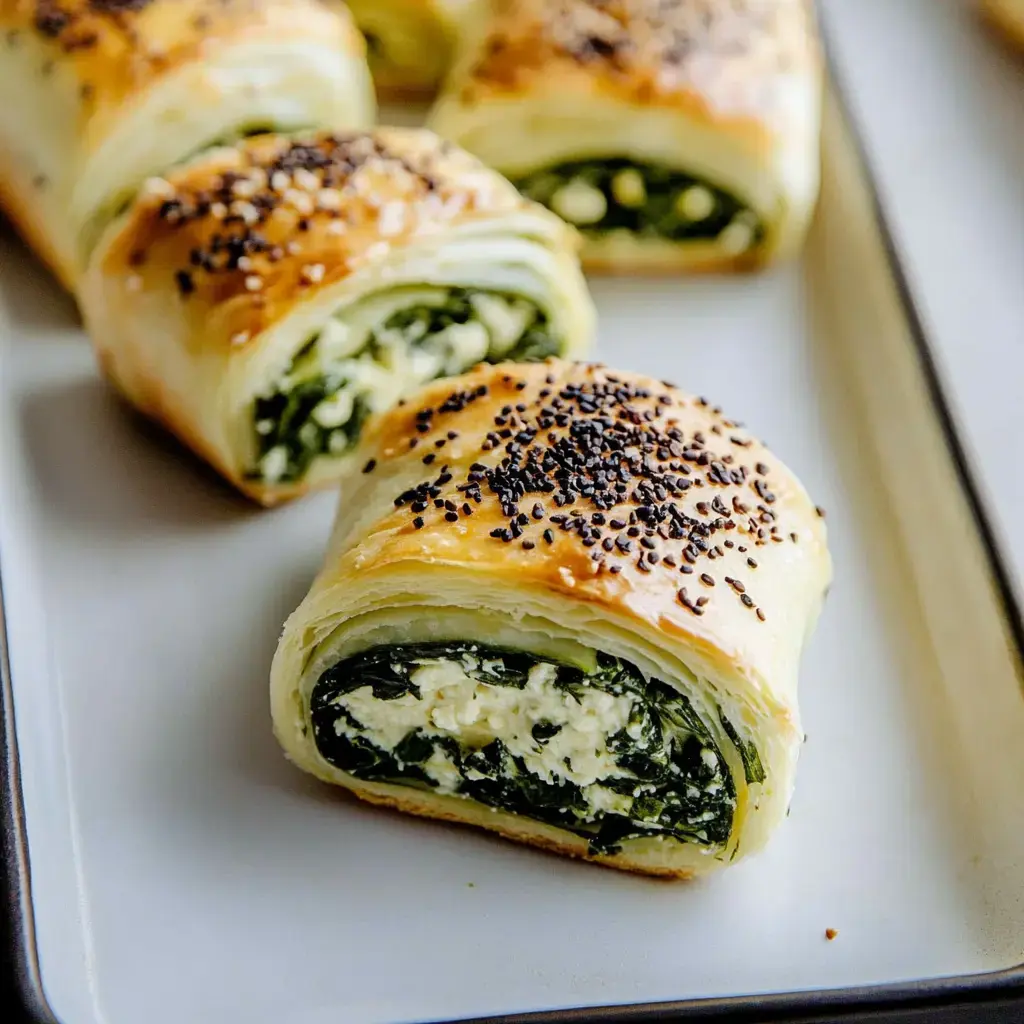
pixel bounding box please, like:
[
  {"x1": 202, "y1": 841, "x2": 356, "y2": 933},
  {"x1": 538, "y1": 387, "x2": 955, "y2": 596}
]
[
  {"x1": 0, "y1": 0, "x2": 373, "y2": 289},
  {"x1": 347, "y1": 0, "x2": 477, "y2": 98},
  {"x1": 270, "y1": 361, "x2": 831, "y2": 877},
  {"x1": 981, "y1": 0, "x2": 1024, "y2": 50},
  {"x1": 80, "y1": 129, "x2": 594, "y2": 505},
  {"x1": 428, "y1": 0, "x2": 822, "y2": 273}
]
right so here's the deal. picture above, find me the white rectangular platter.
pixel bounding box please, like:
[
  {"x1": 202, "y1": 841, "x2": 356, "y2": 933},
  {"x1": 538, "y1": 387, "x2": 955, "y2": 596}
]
[
  {"x1": 823, "y1": 0, "x2": 1024, "y2": 622},
  {"x1": 1, "y1": 90, "x2": 1023, "y2": 1024}
]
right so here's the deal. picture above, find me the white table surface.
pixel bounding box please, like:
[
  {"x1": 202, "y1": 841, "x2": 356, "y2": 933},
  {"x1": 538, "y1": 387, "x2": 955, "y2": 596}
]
[{"x1": 822, "y1": 0, "x2": 1024, "y2": 610}]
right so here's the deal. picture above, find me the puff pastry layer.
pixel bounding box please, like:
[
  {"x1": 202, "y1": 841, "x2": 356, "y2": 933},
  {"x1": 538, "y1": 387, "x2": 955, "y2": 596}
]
[
  {"x1": 0, "y1": 0, "x2": 373, "y2": 288},
  {"x1": 982, "y1": 0, "x2": 1024, "y2": 50},
  {"x1": 271, "y1": 360, "x2": 831, "y2": 877},
  {"x1": 429, "y1": 0, "x2": 822, "y2": 273},
  {"x1": 80, "y1": 129, "x2": 594, "y2": 505},
  {"x1": 347, "y1": 0, "x2": 477, "y2": 98}
]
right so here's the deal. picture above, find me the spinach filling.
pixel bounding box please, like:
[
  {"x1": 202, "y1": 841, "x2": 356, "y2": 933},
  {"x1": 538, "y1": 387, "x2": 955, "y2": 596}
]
[
  {"x1": 250, "y1": 288, "x2": 559, "y2": 484},
  {"x1": 310, "y1": 642, "x2": 749, "y2": 856},
  {"x1": 513, "y1": 159, "x2": 764, "y2": 251}
]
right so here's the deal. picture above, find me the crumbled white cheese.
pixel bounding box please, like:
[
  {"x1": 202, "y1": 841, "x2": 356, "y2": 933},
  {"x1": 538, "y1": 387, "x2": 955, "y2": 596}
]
[
  {"x1": 717, "y1": 219, "x2": 755, "y2": 255},
  {"x1": 611, "y1": 169, "x2": 646, "y2": 208},
  {"x1": 438, "y1": 321, "x2": 489, "y2": 371},
  {"x1": 336, "y1": 655, "x2": 635, "y2": 794},
  {"x1": 675, "y1": 186, "x2": 716, "y2": 222},
  {"x1": 259, "y1": 445, "x2": 288, "y2": 483},
  {"x1": 312, "y1": 390, "x2": 354, "y2": 428},
  {"x1": 470, "y1": 294, "x2": 533, "y2": 356},
  {"x1": 550, "y1": 179, "x2": 608, "y2": 225}
]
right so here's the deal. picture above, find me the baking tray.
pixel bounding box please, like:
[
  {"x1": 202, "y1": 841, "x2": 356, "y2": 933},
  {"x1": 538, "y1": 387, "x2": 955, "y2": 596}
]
[{"x1": 2, "y1": 67, "x2": 1024, "y2": 1024}]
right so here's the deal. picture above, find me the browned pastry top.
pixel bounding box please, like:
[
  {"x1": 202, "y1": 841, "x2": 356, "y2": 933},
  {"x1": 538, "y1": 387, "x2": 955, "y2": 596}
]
[
  {"x1": 97, "y1": 127, "x2": 559, "y2": 349},
  {"x1": 459, "y1": 0, "x2": 817, "y2": 126},
  {"x1": 352, "y1": 359, "x2": 828, "y2": 658},
  {"x1": 0, "y1": 1, "x2": 361, "y2": 116}
]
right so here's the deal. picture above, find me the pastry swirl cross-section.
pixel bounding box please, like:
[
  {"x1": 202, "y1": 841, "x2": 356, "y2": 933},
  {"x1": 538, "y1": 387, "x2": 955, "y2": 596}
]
[
  {"x1": 271, "y1": 360, "x2": 831, "y2": 877},
  {"x1": 428, "y1": 0, "x2": 822, "y2": 273},
  {"x1": 80, "y1": 128, "x2": 595, "y2": 505}
]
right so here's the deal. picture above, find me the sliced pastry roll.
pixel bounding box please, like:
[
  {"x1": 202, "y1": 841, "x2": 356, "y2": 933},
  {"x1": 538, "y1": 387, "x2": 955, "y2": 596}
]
[
  {"x1": 79, "y1": 129, "x2": 594, "y2": 505},
  {"x1": 271, "y1": 361, "x2": 831, "y2": 878},
  {"x1": 0, "y1": 0, "x2": 373, "y2": 288},
  {"x1": 347, "y1": 0, "x2": 478, "y2": 98},
  {"x1": 981, "y1": 0, "x2": 1024, "y2": 50},
  {"x1": 429, "y1": 0, "x2": 822, "y2": 272}
]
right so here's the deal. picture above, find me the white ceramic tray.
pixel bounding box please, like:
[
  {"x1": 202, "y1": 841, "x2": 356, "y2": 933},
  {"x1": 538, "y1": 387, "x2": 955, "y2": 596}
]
[
  {"x1": 823, "y1": 0, "x2": 1024, "y2": 624},
  {"x1": 2, "y1": 87, "x2": 1024, "y2": 1024}
]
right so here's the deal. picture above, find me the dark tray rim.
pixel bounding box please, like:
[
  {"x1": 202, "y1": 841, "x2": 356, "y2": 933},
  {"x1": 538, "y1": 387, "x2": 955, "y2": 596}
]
[{"x1": 3, "y1": 16, "x2": 1024, "y2": 1024}]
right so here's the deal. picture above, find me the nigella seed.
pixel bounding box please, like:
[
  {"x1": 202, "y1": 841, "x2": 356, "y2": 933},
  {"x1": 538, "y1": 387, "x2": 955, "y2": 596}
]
[
  {"x1": 413, "y1": 517, "x2": 424, "y2": 529},
  {"x1": 741, "y1": 594, "x2": 755, "y2": 608},
  {"x1": 700, "y1": 574, "x2": 715, "y2": 587},
  {"x1": 362, "y1": 459, "x2": 376, "y2": 474},
  {"x1": 756, "y1": 608, "x2": 766, "y2": 621},
  {"x1": 422, "y1": 454, "x2": 436, "y2": 465},
  {"x1": 444, "y1": 512, "x2": 458, "y2": 522},
  {"x1": 175, "y1": 270, "x2": 195, "y2": 296},
  {"x1": 543, "y1": 529, "x2": 554, "y2": 544}
]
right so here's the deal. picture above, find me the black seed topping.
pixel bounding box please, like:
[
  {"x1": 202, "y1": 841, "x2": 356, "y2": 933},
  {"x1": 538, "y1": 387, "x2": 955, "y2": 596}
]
[
  {"x1": 362, "y1": 459, "x2": 376, "y2": 474},
  {"x1": 382, "y1": 368, "x2": 817, "y2": 625},
  {"x1": 174, "y1": 270, "x2": 194, "y2": 296}
]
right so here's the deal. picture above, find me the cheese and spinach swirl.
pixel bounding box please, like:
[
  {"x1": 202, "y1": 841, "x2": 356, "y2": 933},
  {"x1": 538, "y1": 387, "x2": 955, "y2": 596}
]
[
  {"x1": 428, "y1": 0, "x2": 822, "y2": 273},
  {"x1": 271, "y1": 361, "x2": 831, "y2": 877},
  {"x1": 79, "y1": 129, "x2": 593, "y2": 505}
]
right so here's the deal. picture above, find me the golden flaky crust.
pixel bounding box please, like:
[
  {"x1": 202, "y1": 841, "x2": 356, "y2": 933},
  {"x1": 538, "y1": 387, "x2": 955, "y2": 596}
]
[
  {"x1": 341, "y1": 778, "x2": 694, "y2": 878},
  {"x1": 0, "y1": 0, "x2": 371, "y2": 286},
  {"x1": 347, "y1": 0, "x2": 476, "y2": 98},
  {"x1": 82, "y1": 127, "x2": 591, "y2": 504},
  {"x1": 351, "y1": 361, "x2": 827, "y2": 670},
  {"x1": 453, "y1": 0, "x2": 817, "y2": 140},
  {"x1": 271, "y1": 360, "x2": 831, "y2": 876},
  {"x1": 428, "y1": 0, "x2": 822, "y2": 271},
  {"x1": 0, "y1": 0, "x2": 361, "y2": 117},
  {"x1": 0, "y1": 164, "x2": 74, "y2": 287},
  {"x1": 94, "y1": 128, "x2": 572, "y2": 353},
  {"x1": 981, "y1": 0, "x2": 1024, "y2": 51}
]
